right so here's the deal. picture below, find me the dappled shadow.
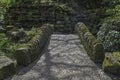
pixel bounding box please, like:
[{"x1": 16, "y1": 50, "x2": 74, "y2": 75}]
[
  {"x1": 40, "y1": 48, "x2": 58, "y2": 80},
  {"x1": 6, "y1": 34, "x2": 112, "y2": 80}
]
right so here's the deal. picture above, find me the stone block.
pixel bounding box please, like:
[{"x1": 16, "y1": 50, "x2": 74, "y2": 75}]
[
  {"x1": 75, "y1": 22, "x2": 104, "y2": 63},
  {"x1": 16, "y1": 48, "x2": 31, "y2": 66},
  {"x1": 102, "y1": 52, "x2": 120, "y2": 75},
  {"x1": 92, "y1": 43, "x2": 104, "y2": 62},
  {"x1": 0, "y1": 56, "x2": 16, "y2": 79}
]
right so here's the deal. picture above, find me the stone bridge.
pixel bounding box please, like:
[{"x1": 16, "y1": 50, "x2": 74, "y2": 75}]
[
  {"x1": 5, "y1": 32, "x2": 112, "y2": 80},
  {"x1": 0, "y1": 1, "x2": 119, "y2": 80}
]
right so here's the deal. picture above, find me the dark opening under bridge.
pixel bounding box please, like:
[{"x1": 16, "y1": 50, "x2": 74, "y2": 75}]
[{"x1": 5, "y1": 25, "x2": 112, "y2": 80}]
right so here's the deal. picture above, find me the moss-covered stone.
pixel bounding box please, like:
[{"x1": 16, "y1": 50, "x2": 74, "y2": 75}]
[
  {"x1": 16, "y1": 24, "x2": 53, "y2": 66},
  {"x1": 0, "y1": 56, "x2": 16, "y2": 79},
  {"x1": 75, "y1": 22, "x2": 104, "y2": 63},
  {"x1": 16, "y1": 48, "x2": 31, "y2": 66},
  {"x1": 102, "y1": 52, "x2": 120, "y2": 75},
  {"x1": 93, "y1": 43, "x2": 104, "y2": 62}
]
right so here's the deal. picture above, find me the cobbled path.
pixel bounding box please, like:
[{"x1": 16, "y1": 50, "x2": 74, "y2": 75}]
[{"x1": 6, "y1": 34, "x2": 112, "y2": 80}]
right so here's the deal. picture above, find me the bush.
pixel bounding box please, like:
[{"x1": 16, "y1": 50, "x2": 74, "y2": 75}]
[
  {"x1": 0, "y1": 33, "x2": 21, "y2": 58},
  {"x1": 97, "y1": 0, "x2": 120, "y2": 52},
  {"x1": 97, "y1": 16, "x2": 120, "y2": 52}
]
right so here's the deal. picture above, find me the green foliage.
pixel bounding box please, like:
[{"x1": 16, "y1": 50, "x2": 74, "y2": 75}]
[
  {"x1": 0, "y1": 34, "x2": 10, "y2": 51},
  {"x1": 98, "y1": 18, "x2": 120, "y2": 52},
  {"x1": 0, "y1": 33, "x2": 21, "y2": 58},
  {"x1": 0, "y1": 25, "x2": 43, "y2": 58},
  {"x1": 8, "y1": 43, "x2": 21, "y2": 57},
  {"x1": 0, "y1": 0, "x2": 23, "y2": 22},
  {"x1": 97, "y1": 1, "x2": 120, "y2": 52},
  {"x1": 26, "y1": 27, "x2": 36, "y2": 35},
  {"x1": 0, "y1": 0, "x2": 13, "y2": 22},
  {"x1": 26, "y1": 27, "x2": 38, "y2": 40},
  {"x1": 0, "y1": 0, "x2": 11, "y2": 16}
]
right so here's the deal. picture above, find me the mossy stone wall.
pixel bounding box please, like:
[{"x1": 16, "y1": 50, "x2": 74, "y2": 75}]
[
  {"x1": 75, "y1": 22, "x2": 104, "y2": 63},
  {"x1": 5, "y1": 2, "x2": 55, "y2": 28},
  {"x1": 16, "y1": 24, "x2": 53, "y2": 66}
]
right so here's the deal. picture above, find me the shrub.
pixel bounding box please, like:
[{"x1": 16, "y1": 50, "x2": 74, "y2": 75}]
[
  {"x1": 97, "y1": 16, "x2": 120, "y2": 52},
  {"x1": 97, "y1": 0, "x2": 120, "y2": 52}
]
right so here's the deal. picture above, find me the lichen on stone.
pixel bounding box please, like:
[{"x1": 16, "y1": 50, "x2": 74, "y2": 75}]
[{"x1": 102, "y1": 52, "x2": 120, "y2": 75}]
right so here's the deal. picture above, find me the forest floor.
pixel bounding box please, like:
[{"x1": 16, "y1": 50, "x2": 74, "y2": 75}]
[{"x1": 6, "y1": 34, "x2": 112, "y2": 80}]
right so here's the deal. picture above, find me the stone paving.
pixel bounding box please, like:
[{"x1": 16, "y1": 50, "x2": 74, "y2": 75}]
[{"x1": 6, "y1": 34, "x2": 112, "y2": 80}]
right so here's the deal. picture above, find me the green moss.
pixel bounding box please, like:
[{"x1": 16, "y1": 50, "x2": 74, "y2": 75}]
[
  {"x1": 102, "y1": 52, "x2": 120, "y2": 74},
  {"x1": 76, "y1": 22, "x2": 104, "y2": 63},
  {"x1": 16, "y1": 24, "x2": 53, "y2": 66}
]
